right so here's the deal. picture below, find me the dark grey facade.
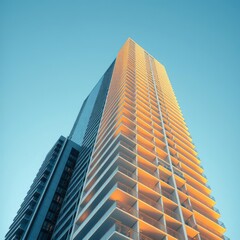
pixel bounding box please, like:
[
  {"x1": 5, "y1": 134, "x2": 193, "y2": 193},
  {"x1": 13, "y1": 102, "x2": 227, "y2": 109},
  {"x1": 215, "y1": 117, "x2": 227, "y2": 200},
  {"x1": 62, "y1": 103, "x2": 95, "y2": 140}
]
[
  {"x1": 5, "y1": 137, "x2": 80, "y2": 240},
  {"x1": 51, "y1": 60, "x2": 115, "y2": 240},
  {"x1": 5, "y1": 60, "x2": 115, "y2": 240}
]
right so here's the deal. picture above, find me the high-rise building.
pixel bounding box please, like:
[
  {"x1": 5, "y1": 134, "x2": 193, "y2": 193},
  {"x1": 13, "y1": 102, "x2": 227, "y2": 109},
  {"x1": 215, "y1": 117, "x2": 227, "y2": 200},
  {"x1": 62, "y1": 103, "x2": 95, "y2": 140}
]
[
  {"x1": 71, "y1": 39, "x2": 227, "y2": 240},
  {"x1": 5, "y1": 136, "x2": 81, "y2": 240},
  {"x1": 6, "y1": 38, "x2": 227, "y2": 240},
  {"x1": 5, "y1": 60, "x2": 114, "y2": 240}
]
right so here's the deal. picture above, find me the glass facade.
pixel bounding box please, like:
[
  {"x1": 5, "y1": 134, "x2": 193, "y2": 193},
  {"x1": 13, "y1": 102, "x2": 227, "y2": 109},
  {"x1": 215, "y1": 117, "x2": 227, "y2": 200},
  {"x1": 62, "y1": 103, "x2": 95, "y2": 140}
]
[{"x1": 5, "y1": 137, "x2": 80, "y2": 240}]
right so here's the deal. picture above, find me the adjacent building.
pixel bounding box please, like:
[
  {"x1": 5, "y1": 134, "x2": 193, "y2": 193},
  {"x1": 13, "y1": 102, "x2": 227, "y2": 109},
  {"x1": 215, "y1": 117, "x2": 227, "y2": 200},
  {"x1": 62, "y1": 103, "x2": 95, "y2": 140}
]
[
  {"x1": 5, "y1": 136, "x2": 80, "y2": 240},
  {"x1": 6, "y1": 39, "x2": 227, "y2": 240}
]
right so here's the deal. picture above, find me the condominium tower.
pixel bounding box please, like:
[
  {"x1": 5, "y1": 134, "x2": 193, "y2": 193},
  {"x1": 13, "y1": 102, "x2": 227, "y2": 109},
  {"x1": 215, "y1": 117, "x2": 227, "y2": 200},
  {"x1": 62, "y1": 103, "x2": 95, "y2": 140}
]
[{"x1": 6, "y1": 39, "x2": 227, "y2": 240}]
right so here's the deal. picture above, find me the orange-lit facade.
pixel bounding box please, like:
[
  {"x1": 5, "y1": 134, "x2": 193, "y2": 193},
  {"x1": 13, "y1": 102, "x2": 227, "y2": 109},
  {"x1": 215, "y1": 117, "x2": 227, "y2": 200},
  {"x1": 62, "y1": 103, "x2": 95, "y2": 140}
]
[{"x1": 72, "y1": 39, "x2": 227, "y2": 240}]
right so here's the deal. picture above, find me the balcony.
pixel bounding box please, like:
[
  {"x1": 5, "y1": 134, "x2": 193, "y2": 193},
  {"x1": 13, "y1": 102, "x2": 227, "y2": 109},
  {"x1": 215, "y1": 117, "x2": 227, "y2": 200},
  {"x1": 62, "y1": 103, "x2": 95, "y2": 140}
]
[
  {"x1": 223, "y1": 235, "x2": 230, "y2": 240},
  {"x1": 161, "y1": 188, "x2": 175, "y2": 202},
  {"x1": 191, "y1": 199, "x2": 220, "y2": 222},
  {"x1": 117, "y1": 182, "x2": 164, "y2": 216},
  {"x1": 158, "y1": 158, "x2": 171, "y2": 172},
  {"x1": 119, "y1": 165, "x2": 137, "y2": 180},
  {"x1": 137, "y1": 161, "x2": 158, "y2": 178},
  {"x1": 113, "y1": 220, "x2": 152, "y2": 240},
  {"x1": 139, "y1": 211, "x2": 165, "y2": 232},
  {"x1": 164, "y1": 206, "x2": 181, "y2": 222},
  {"x1": 181, "y1": 200, "x2": 192, "y2": 211},
  {"x1": 116, "y1": 201, "x2": 167, "y2": 238},
  {"x1": 217, "y1": 220, "x2": 225, "y2": 228},
  {"x1": 194, "y1": 210, "x2": 226, "y2": 236},
  {"x1": 116, "y1": 181, "x2": 135, "y2": 195},
  {"x1": 167, "y1": 226, "x2": 184, "y2": 240},
  {"x1": 213, "y1": 206, "x2": 220, "y2": 214},
  {"x1": 138, "y1": 192, "x2": 163, "y2": 212}
]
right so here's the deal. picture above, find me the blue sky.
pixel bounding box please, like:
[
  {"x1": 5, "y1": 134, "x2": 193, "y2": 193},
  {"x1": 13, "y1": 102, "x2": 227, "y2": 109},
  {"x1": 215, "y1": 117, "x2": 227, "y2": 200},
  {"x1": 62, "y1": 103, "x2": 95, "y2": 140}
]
[{"x1": 1, "y1": 1, "x2": 239, "y2": 239}]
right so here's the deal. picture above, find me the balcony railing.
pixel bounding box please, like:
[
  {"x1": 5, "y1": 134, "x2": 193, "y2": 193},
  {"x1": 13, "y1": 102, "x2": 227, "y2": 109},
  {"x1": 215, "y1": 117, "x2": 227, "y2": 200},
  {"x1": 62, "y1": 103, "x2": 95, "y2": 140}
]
[
  {"x1": 185, "y1": 217, "x2": 198, "y2": 230},
  {"x1": 120, "y1": 141, "x2": 136, "y2": 153},
  {"x1": 116, "y1": 201, "x2": 165, "y2": 232},
  {"x1": 111, "y1": 219, "x2": 152, "y2": 240},
  {"x1": 167, "y1": 226, "x2": 184, "y2": 239},
  {"x1": 213, "y1": 206, "x2": 220, "y2": 214},
  {"x1": 117, "y1": 182, "x2": 136, "y2": 197},
  {"x1": 138, "y1": 177, "x2": 160, "y2": 192},
  {"x1": 119, "y1": 152, "x2": 136, "y2": 164},
  {"x1": 139, "y1": 233, "x2": 153, "y2": 240},
  {"x1": 115, "y1": 221, "x2": 133, "y2": 238},
  {"x1": 192, "y1": 205, "x2": 215, "y2": 221},
  {"x1": 158, "y1": 158, "x2": 185, "y2": 180},
  {"x1": 173, "y1": 168, "x2": 185, "y2": 180},
  {"x1": 199, "y1": 164, "x2": 204, "y2": 169},
  {"x1": 178, "y1": 186, "x2": 188, "y2": 195},
  {"x1": 201, "y1": 172, "x2": 207, "y2": 178},
  {"x1": 161, "y1": 188, "x2": 175, "y2": 202},
  {"x1": 200, "y1": 235, "x2": 209, "y2": 240},
  {"x1": 164, "y1": 207, "x2": 180, "y2": 221},
  {"x1": 116, "y1": 201, "x2": 138, "y2": 217},
  {"x1": 139, "y1": 211, "x2": 165, "y2": 232},
  {"x1": 193, "y1": 204, "x2": 225, "y2": 229},
  {"x1": 158, "y1": 158, "x2": 171, "y2": 171},
  {"x1": 223, "y1": 235, "x2": 230, "y2": 240},
  {"x1": 137, "y1": 162, "x2": 158, "y2": 177},
  {"x1": 138, "y1": 192, "x2": 163, "y2": 211},
  {"x1": 118, "y1": 166, "x2": 137, "y2": 180},
  {"x1": 217, "y1": 220, "x2": 225, "y2": 228},
  {"x1": 181, "y1": 200, "x2": 192, "y2": 211},
  {"x1": 117, "y1": 182, "x2": 162, "y2": 212}
]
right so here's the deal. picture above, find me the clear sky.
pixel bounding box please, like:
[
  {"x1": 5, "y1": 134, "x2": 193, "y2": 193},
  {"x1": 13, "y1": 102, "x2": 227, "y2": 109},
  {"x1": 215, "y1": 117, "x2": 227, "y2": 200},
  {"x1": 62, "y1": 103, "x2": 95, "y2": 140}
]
[{"x1": 1, "y1": 1, "x2": 239, "y2": 239}]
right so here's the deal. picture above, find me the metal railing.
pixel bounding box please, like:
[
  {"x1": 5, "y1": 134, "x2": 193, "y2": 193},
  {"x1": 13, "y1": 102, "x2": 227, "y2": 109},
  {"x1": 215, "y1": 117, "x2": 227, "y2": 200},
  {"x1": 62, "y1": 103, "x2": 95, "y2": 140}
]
[
  {"x1": 118, "y1": 165, "x2": 137, "y2": 180},
  {"x1": 164, "y1": 207, "x2": 180, "y2": 221},
  {"x1": 120, "y1": 140, "x2": 136, "y2": 153},
  {"x1": 218, "y1": 219, "x2": 225, "y2": 228},
  {"x1": 119, "y1": 152, "x2": 136, "y2": 164},
  {"x1": 138, "y1": 177, "x2": 160, "y2": 192},
  {"x1": 112, "y1": 219, "x2": 153, "y2": 240},
  {"x1": 205, "y1": 183, "x2": 211, "y2": 190},
  {"x1": 223, "y1": 235, "x2": 230, "y2": 240},
  {"x1": 158, "y1": 158, "x2": 171, "y2": 171},
  {"x1": 181, "y1": 200, "x2": 192, "y2": 211},
  {"x1": 137, "y1": 162, "x2": 158, "y2": 177},
  {"x1": 117, "y1": 182, "x2": 136, "y2": 196},
  {"x1": 177, "y1": 186, "x2": 188, "y2": 195},
  {"x1": 185, "y1": 217, "x2": 198, "y2": 229},
  {"x1": 117, "y1": 182, "x2": 162, "y2": 212},
  {"x1": 115, "y1": 201, "x2": 165, "y2": 232},
  {"x1": 209, "y1": 195, "x2": 215, "y2": 201},
  {"x1": 116, "y1": 201, "x2": 137, "y2": 216},
  {"x1": 174, "y1": 169, "x2": 185, "y2": 179},
  {"x1": 167, "y1": 226, "x2": 183, "y2": 239},
  {"x1": 213, "y1": 206, "x2": 220, "y2": 214},
  {"x1": 161, "y1": 188, "x2": 175, "y2": 201},
  {"x1": 115, "y1": 221, "x2": 134, "y2": 238},
  {"x1": 138, "y1": 192, "x2": 163, "y2": 211},
  {"x1": 201, "y1": 172, "x2": 207, "y2": 178},
  {"x1": 139, "y1": 211, "x2": 165, "y2": 231}
]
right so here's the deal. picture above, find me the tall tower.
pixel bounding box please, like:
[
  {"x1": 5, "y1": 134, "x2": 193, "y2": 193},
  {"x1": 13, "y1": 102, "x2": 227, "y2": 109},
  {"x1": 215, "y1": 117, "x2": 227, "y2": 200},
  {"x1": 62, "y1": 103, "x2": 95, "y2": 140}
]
[
  {"x1": 72, "y1": 39, "x2": 227, "y2": 240},
  {"x1": 6, "y1": 38, "x2": 227, "y2": 240},
  {"x1": 5, "y1": 61, "x2": 115, "y2": 240},
  {"x1": 5, "y1": 136, "x2": 81, "y2": 240}
]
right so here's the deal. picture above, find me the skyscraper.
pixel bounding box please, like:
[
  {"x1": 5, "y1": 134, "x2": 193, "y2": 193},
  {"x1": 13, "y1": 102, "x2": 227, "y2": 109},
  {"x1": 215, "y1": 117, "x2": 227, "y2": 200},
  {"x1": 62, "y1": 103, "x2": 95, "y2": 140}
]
[
  {"x1": 5, "y1": 59, "x2": 114, "y2": 240},
  {"x1": 6, "y1": 38, "x2": 227, "y2": 240}
]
